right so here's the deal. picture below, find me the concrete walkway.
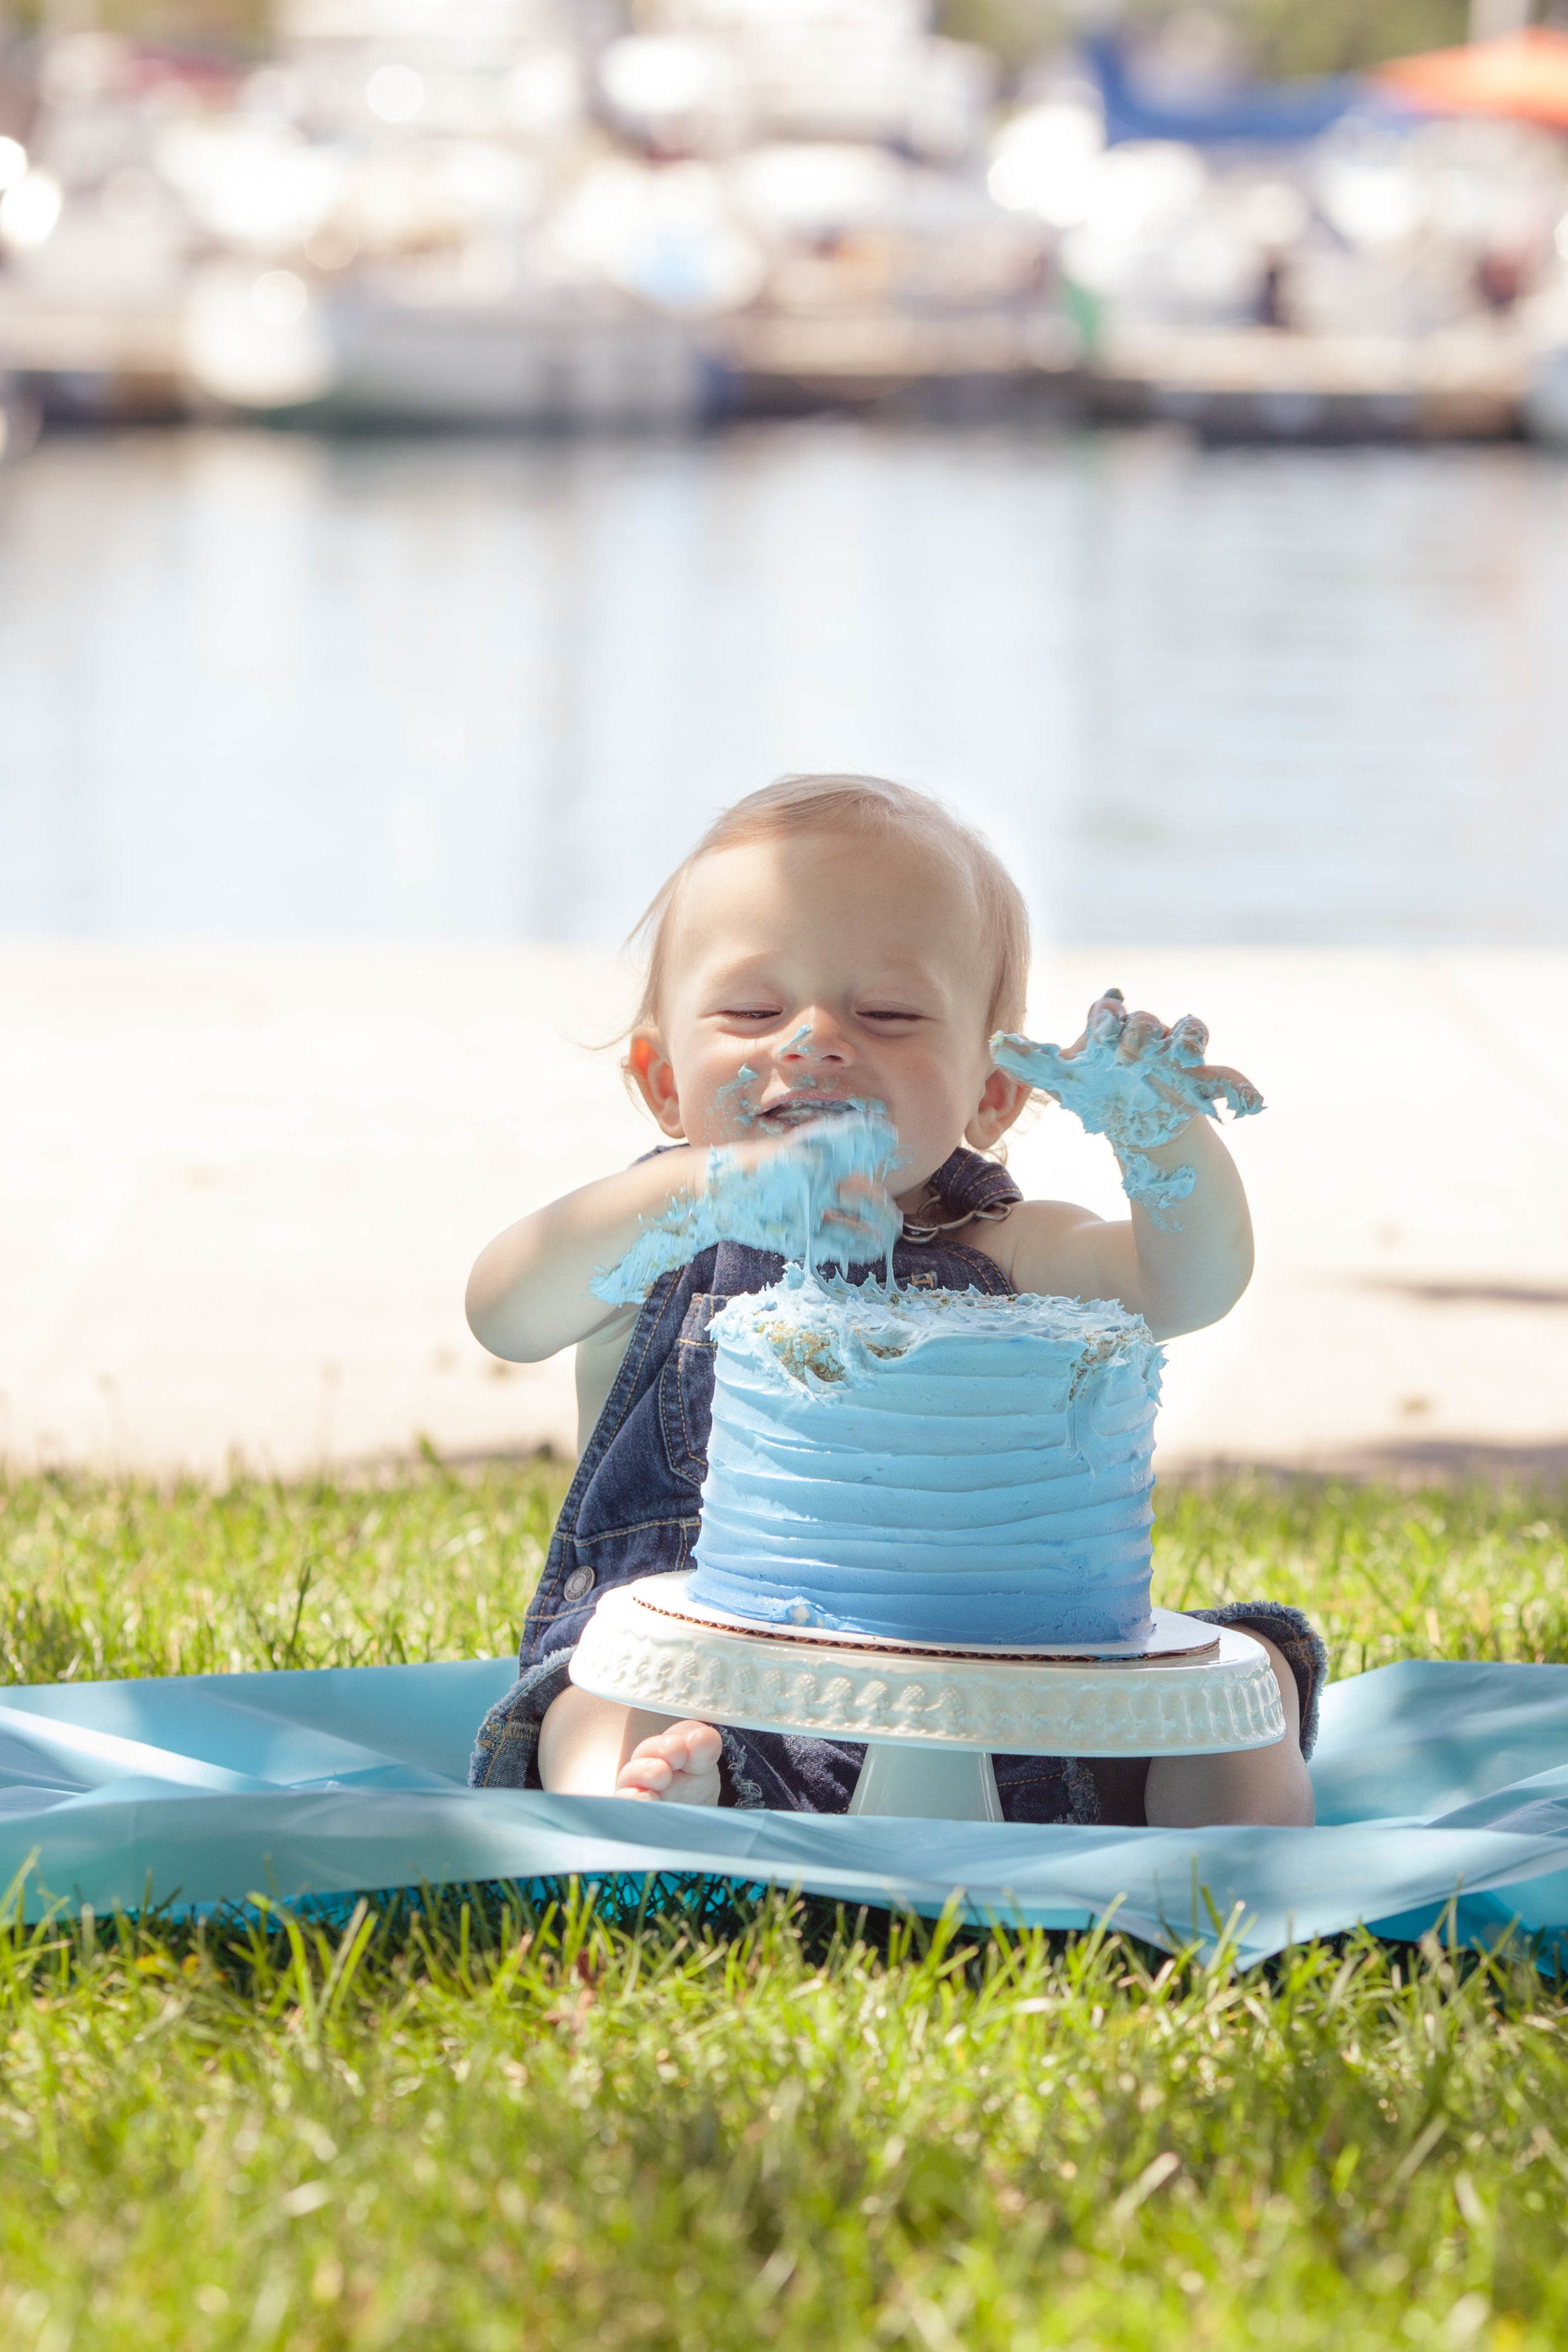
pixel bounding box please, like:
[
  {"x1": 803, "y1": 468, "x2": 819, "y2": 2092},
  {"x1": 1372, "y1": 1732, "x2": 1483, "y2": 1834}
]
[{"x1": 4, "y1": 945, "x2": 1566, "y2": 1481}]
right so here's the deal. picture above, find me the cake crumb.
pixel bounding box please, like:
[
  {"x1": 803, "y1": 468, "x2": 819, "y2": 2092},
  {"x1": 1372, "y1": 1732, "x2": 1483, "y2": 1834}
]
[{"x1": 755, "y1": 1317, "x2": 849, "y2": 1385}]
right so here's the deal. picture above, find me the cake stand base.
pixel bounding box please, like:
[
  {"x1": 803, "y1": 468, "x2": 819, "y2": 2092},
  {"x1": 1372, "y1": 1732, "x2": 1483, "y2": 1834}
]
[
  {"x1": 847, "y1": 1742, "x2": 1004, "y2": 1822},
  {"x1": 569, "y1": 1573, "x2": 1286, "y2": 1820}
]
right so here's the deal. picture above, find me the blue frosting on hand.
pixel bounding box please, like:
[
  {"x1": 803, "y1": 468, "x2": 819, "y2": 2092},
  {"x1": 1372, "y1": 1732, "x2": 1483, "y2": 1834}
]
[
  {"x1": 990, "y1": 996, "x2": 1263, "y2": 1231},
  {"x1": 591, "y1": 1108, "x2": 904, "y2": 1305},
  {"x1": 1113, "y1": 1149, "x2": 1197, "y2": 1228}
]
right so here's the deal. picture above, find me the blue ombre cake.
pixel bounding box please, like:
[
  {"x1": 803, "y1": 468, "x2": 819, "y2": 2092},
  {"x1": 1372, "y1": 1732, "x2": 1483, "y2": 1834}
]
[{"x1": 688, "y1": 1276, "x2": 1162, "y2": 1649}]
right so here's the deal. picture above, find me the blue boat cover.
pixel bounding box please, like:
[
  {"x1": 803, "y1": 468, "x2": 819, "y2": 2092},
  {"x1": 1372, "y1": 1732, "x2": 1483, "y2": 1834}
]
[
  {"x1": 1, "y1": 1658, "x2": 1565, "y2": 1963},
  {"x1": 1086, "y1": 38, "x2": 1370, "y2": 148}
]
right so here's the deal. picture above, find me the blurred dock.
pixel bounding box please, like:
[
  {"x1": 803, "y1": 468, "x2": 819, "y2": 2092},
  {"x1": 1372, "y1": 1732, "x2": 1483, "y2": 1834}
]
[{"x1": 1089, "y1": 322, "x2": 1528, "y2": 441}]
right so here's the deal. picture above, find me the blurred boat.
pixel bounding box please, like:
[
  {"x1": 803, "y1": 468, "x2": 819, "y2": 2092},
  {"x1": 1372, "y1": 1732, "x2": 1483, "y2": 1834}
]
[
  {"x1": 1372, "y1": 26, "x2": 1568, "y2": 447},
  {"x1": 314, "y1": 289, "x2": 714, "y2": 425},
  {"x1": 0, "y1": 0, "x2": 1062, "y2": 431},
  {"x1": 6, "y1": 8, "x2": 1568, "y2": 442},
  {"x1": 1085, "y1": 34, "x2": 1366, "y2": 150},
  {"x1": 987, "y1": 44, "x2": 1568, "y2": 446}
]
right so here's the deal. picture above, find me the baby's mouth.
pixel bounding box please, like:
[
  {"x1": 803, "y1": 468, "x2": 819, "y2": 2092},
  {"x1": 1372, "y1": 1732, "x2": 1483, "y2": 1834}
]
[{"x1": 754, "y1": 1093, "x2": 854, "y2": 1131}]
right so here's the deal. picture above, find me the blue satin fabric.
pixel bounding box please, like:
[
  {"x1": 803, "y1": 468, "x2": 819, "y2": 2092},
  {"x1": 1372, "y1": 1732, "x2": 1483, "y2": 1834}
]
[{"x1": 2, "y1": 1657, "x2": 1565, "y2": 1965}]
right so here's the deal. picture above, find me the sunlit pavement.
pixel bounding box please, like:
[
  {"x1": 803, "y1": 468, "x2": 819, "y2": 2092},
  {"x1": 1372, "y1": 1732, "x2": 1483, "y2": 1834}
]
[{"x1": 3, "y1": 945, "x2": 1565, "y2": 1480}]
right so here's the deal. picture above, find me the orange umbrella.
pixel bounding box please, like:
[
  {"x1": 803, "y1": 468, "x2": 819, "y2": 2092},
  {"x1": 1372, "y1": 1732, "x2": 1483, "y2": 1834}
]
[{"x1": 1375, "y1": 26, "x2": 1568, "y2": 129}]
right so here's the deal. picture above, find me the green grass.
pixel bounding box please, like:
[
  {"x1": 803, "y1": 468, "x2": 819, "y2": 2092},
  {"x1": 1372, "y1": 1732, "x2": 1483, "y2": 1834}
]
[
  {"x1": 1153, "y1": 1480, "x2": 1568, "y2": 1680},
  {"x1": 0, "y1": 1459, "x2": 570, "y2": 1687},
  {"x1": 0, "y1": 1887, "x2": 1564, "y2": 2351},
  {"x1": 0, "y1": 1468, "x2": 1565, "y2": 2349},
  {"x1": 2, "y1": 1463, "x2": 1564, "y2": 1687}
]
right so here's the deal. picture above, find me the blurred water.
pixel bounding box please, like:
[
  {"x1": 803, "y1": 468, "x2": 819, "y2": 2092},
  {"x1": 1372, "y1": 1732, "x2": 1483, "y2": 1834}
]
[{"x1": 2, "y1": 419, "x2": 1565, "y2": 948}]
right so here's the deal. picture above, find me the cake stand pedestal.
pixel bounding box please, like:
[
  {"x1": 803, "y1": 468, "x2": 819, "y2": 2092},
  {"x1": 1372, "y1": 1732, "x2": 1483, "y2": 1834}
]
[{"x1": 569, "y1": 1573, "x2": 1286, "y2": 1822}]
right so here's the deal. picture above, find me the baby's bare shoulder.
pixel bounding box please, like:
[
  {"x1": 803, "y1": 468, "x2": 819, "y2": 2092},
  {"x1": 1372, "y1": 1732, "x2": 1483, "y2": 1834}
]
[{"x1": 963, "y1": 1194, "x2": 1114, "y2": 1285}]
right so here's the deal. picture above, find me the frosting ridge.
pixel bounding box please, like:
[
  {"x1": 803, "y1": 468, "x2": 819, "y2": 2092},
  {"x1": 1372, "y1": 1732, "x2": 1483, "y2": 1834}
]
[{"x1": 690, "y1": 1274, "x2": 1162, "y2": 1646}]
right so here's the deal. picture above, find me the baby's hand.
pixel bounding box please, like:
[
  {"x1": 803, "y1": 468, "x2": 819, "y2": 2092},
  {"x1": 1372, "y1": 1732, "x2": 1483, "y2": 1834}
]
[
  {"x1": 710, "y1": 1120, "x2": 903, "y2": 1264},
  {"x1": 591, "y1": 1106, "x2": 903, "y2": 1303},
  {"x1": 992, "y1": 990, "x2": 1263, "y2": 1152},
  {"x1": 615, "y1": 1719, "x2": 723, "y2": 1805}
]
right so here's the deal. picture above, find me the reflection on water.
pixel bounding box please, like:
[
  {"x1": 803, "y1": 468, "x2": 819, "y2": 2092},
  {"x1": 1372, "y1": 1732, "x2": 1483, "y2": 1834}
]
[{"x1": 3, "y1": 420, "x2": 1566, "y2": 946}]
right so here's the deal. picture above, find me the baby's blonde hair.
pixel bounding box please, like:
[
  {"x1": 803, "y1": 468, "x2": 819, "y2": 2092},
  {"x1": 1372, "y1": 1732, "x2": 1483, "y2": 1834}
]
[{"x1": 627, "y1": 773, "x2": 1030, "y2": 1041}]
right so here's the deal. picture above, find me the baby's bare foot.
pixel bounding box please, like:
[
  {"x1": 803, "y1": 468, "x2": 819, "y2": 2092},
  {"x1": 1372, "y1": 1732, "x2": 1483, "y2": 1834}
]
[{"x1": 615, "y1": 1720, "x2": 723, "y2": 1806}]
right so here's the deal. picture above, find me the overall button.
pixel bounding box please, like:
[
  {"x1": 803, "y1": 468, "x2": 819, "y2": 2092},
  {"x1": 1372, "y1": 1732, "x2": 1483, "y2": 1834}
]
[{"x1": 562, "y1": 1566, "x2": 596, "y2": 1604}]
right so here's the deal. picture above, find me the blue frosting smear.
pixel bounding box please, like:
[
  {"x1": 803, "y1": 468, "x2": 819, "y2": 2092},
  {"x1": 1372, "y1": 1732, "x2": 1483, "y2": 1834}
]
[
  {"x1": 990, "y1": 1003, "x2": 1263, "y2": 1232},
  {"x1": 590, "y1": 1109, "x2": 904, "y2": 1306},
  {"x1": 689, "y1": 1274, "x2": 1163, "y2": 1646}
]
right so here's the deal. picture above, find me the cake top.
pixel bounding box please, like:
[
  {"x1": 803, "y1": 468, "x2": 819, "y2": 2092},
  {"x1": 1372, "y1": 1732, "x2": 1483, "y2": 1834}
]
[{"x1": 717, "y1": 1269, "x2": 1156, "y2": 1402}]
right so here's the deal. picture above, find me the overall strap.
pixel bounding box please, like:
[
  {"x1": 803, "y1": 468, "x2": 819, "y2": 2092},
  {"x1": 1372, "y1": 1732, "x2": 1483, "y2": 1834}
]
[{"x1": 902, "y1": 1146, "x2": 1021, "y2": 1243}]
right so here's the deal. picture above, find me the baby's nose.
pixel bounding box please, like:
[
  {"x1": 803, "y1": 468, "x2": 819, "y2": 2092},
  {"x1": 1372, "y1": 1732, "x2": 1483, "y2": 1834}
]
[{"x1": 780, "y1": 1016, "x2": 851, "y2": 1064}]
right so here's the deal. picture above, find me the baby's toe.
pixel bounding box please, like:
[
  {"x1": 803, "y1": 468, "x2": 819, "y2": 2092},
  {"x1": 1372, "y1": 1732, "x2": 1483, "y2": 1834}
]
[{"x1": 669, "y1": 1722, "x2": 723, "y2": 1774}]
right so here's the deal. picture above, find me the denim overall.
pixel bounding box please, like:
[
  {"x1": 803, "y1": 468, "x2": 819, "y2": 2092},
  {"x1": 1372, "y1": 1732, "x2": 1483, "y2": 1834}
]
[{"x1": 469, "y1": 1146, "x2": 1324, "y2": 1821}]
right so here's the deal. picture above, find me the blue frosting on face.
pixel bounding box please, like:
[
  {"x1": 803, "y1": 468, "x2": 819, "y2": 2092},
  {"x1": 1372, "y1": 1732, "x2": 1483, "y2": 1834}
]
[{"x1": 689, "y1": 1276, "x2": 1163, "y2": 1648}]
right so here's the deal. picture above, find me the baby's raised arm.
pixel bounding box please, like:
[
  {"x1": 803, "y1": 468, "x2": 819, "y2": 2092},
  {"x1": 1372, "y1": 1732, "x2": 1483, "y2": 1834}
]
[{"x1": 990, "y1": 992, "x2": 1261, "y2": 1340}]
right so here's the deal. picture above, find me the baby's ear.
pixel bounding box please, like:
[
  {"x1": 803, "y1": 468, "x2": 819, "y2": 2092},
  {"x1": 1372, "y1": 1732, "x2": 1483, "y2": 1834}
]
[
  {"x1": 626, "y1": 1030, "x2": 686, "y2": 1138},
  {"x1": 965, "y1": 1065, "x2": 1031, "y2": 1151}
]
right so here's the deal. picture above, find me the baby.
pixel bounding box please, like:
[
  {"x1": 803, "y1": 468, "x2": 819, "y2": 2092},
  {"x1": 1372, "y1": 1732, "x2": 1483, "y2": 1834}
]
[{"x1": 467, "y1": 775, "x2": 1321, "y2": 1828}]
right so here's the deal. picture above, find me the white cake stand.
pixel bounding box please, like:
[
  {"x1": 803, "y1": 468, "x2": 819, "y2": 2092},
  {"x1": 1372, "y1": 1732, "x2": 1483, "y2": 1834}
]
[{"x1": 569, "y1": 1572, "x2": 1286, "y2": 1821}]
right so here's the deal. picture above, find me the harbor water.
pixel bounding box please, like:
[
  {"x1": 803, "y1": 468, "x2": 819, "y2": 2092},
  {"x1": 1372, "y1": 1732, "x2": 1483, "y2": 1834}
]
[{"x1": 3, "y1": 418, "x2": 1567, "y2": 950}]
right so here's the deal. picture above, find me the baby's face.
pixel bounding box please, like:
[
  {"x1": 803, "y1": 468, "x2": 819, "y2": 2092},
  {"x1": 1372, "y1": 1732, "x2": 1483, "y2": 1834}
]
[{"x1": 637, "y1": 828, "x2": 1020, "y2": 1202}]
